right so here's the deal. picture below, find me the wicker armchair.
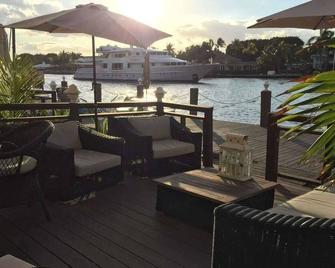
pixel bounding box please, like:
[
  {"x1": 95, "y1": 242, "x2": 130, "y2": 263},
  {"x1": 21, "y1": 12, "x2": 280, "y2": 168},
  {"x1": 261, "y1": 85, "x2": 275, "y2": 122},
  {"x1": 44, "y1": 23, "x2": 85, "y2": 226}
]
[
  {"x1": 0, "y1": 121, "x2": 54, "y2": 221},
  {"x1": 108, "y1": 115, "x2": 202, "y2": 176},
  {"x1": 212, "y1": 203, "x2": 335, "y2": 268},
  {"x1": 40, "y1": 121, "x2": 124, "y2": 201}
]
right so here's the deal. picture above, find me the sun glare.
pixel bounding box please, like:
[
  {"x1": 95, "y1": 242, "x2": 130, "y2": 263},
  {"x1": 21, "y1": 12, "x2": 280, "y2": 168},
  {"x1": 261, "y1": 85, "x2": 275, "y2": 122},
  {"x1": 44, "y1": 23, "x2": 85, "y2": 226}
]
[{"x1": 116, "y1": 0, "x2": 162, "y2": 26}]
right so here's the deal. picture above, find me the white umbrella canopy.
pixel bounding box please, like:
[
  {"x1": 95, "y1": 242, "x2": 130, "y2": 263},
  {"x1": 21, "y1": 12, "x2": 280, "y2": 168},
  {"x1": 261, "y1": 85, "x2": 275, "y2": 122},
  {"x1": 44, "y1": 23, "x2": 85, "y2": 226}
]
[
  {"x1": 6, "y1": 3, "x2": 171, "y2": 129},
  {"x1": 0, "y1": 25, "x2": 9, "y2": 61},
  {"x1": 6, "y1": 3, "x2": 171, "y2": 48},
  {"x1": 249, "y1": 0, "x2": 335, "y2": 30}
]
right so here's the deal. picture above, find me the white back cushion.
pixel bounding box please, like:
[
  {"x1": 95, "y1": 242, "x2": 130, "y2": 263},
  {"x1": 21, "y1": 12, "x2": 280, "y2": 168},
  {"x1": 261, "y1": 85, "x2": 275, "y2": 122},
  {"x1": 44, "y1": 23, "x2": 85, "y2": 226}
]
[
  {"x1": 48, "y1": 121, "x2": 82, "y2": 149},
  {"x1": 128, "y1": 116, "x2": 171, "y2": 140},
  {"x1": 267, "y1": 190, "x2": 335, "y2": 218}
]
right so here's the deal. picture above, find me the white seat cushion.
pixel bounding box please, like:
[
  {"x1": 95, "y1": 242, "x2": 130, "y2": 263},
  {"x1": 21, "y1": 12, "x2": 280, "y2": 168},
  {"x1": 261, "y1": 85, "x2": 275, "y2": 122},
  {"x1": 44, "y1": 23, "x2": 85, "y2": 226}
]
[
  {"x1": 153, "y1": 139, "x2": 195, "y2": 159},
  {"x1": 267, "y1": 190, "x2": 335, "y2": 218},
  {"x1": 48, "y1": 121, "x2": 82, "y2": 149},
  {"x1": 0, "y1": 156, "x2": 37, "y2": 175},
  {"x1": 129, "y1": 116, "x2": 171, "y2": 140},
  {"x1": 74, "y1": 149, "x2": 121, "y2": 177}
]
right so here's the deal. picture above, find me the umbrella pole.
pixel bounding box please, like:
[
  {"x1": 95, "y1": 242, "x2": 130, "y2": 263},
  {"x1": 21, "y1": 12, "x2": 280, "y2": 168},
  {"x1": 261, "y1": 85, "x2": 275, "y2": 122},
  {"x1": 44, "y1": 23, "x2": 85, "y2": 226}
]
[
  {"x1": 92, "y1": 35, "x2": 98, "y2": 130},
  {"x1": 11, "y1": 28, "x2": 15, "y2": 59}
]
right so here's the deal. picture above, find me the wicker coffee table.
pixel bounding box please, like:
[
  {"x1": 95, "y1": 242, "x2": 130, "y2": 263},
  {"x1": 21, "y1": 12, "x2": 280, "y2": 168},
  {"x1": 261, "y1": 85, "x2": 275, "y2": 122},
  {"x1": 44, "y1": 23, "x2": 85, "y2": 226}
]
[{"x1": 154, "y1": 169, "x2": 277, "y2": 231}]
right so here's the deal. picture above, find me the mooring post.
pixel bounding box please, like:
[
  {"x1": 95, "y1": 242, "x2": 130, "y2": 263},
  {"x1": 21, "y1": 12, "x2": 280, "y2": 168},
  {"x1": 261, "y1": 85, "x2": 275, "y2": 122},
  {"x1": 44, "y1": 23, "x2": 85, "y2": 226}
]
[
  {"x1": 260, "y1": 81, "x2": 272, "y2": 128},
  {"x1": 61, "y1": 76, "x2": 68, "y2": 89},
  {"x1": 137, "y1": 80, "x2": 144, "y2": 98},
  {"x1": 190, "y1": 88, "x2": 199, "y2": 115},
  {"x1": 94, "y1": 82, "x2": 102, "y2": 102}
]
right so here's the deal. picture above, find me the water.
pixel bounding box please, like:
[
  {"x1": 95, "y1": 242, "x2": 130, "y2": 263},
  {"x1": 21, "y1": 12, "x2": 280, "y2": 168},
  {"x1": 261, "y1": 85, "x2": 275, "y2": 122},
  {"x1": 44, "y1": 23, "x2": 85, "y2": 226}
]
[{"x1": 44, "y1": 74, "x2": 297, "y2": 124}]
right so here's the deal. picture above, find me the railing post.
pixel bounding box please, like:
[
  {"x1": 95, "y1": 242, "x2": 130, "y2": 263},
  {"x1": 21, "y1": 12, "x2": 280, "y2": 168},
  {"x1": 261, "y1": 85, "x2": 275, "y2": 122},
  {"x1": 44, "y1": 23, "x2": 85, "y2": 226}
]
[
  {"x1": 260, "y1": 82, "x2": 272, "y2": 128},
  {"x1": 203, "y1": 107, "x2": 213, "y2": 167},
  {"x1": 180, "y1": 116, "x2": 186, "y2": 126},
  {"x1": 156, "y1": 102, "x2": 164, "y2": 116},
  {"x1": 190, "y1": 88, "x2": 198, "y2": 115},
  {"x1": 265, "y1": 113, "x2": 280, "y2": 182},
  {"x1": 69, "y1": 103, "x2": 79, "y2": 121},
  {"x1": 51, "y1": 91, "x2": 57, "y2": 102},
  {"x1": 155, "y1": 87, "x2": 165, "y2": 116}
]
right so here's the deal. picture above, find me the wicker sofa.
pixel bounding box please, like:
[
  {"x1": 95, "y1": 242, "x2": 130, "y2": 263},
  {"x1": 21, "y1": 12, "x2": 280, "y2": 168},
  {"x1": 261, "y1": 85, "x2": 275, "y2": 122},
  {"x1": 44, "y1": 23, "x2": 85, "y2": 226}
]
[
  {"x1": 108, "y1": 115, "x2": 202, "y2": 176},
  {"x1": 40, "y1": 121, "x2": 124, "y2": 201},
  {"x1": 212, "y1": 185, "x2": 335, "y2": 268}
]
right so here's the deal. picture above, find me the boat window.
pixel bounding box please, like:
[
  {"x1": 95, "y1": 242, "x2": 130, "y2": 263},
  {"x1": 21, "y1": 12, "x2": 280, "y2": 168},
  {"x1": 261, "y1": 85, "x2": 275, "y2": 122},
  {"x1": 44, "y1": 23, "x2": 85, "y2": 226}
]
[
  {"x1": 171, "y1": 62, "x2": 176, "y2": 65},
  {"x1": 112, "y1": 63, "x2": 123, "y2": 70},
  {"x1": 103, "y1": 63, "x2": 108, "y2": 69},
  {"x1": 127, "y1": 63, "x2": 131, "y2": 68},
  {"x1": 115, "y1": 53, "x2": 126, "y2": 58},
  {"x1": 136, "y1": 52, "x2": 140, "y2": 56},
  {"x1": 151, "y1": 63, "x2": 156, "y2": 66}
]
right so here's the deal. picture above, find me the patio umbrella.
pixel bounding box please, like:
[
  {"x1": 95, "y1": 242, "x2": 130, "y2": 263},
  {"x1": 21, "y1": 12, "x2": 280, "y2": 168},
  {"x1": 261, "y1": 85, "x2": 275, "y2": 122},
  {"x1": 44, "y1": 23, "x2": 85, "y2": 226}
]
[
  {"x1": 0, "y1": 25, "x2": 9, "y2": 61},
  {"x1": 249, "y1": 0, "x2": 335, "y2": 30},
  {"x1": 6, "y1": 3, "x2": 171, "y2": 128}
]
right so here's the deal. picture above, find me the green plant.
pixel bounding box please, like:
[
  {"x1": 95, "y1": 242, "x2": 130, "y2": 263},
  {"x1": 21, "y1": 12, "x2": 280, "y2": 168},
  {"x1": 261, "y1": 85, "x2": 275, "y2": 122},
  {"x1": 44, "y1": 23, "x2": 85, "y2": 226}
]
[
  {"x1": 0, "y1": 55, "x2": 43, "y2": 118},
  {"x1": 277, "y1": 71, "x2": 335, "y2": 180}
]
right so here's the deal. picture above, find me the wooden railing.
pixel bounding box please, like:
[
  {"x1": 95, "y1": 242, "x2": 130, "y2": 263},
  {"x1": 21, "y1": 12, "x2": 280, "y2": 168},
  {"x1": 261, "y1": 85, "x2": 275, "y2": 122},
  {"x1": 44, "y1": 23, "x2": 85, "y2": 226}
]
[
  {"x1": 0, "y1": 101, "x2": 213, "y2": 167},
  {"x1": 32, "y1": 89, "x2": 57, "y2": 103},
  {"x1": 265, "y1": 112, "x2": 323, "y2": 184}
]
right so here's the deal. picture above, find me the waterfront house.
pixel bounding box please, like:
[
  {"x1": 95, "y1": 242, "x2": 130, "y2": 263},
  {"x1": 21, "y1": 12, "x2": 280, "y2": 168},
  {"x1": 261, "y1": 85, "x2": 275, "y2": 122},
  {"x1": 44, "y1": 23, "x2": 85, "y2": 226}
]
[{"x1": 213, "y1": 54, "x2": 258, "y2": 74}]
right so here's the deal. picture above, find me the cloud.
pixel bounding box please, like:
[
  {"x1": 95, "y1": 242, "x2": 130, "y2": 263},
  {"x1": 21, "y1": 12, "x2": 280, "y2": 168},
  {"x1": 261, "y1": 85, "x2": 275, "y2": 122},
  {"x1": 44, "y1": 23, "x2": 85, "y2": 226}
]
[
  {"x1": 0, "y1": 0, "x2": 63, "y2": 24},
  {"x1": 174, "y1": 19, "x2": 316, "y2": 48},
  {"x1": 177, "y1": 20, "x2": 247, "y2": 44}
]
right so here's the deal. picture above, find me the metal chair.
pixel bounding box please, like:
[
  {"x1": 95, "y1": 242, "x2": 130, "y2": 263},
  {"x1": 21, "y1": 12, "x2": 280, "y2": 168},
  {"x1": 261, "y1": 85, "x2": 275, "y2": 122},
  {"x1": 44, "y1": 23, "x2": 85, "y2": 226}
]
[{"x1": 0, "y1": 121, "x2": 54, "y2": 221}]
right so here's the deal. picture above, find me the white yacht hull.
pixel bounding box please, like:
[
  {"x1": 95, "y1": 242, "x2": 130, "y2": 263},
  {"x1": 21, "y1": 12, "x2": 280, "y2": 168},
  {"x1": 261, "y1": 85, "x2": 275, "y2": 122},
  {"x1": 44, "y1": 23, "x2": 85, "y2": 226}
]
[{"x1": 74, "y1": 64, "x2": 217, "y2": 82}]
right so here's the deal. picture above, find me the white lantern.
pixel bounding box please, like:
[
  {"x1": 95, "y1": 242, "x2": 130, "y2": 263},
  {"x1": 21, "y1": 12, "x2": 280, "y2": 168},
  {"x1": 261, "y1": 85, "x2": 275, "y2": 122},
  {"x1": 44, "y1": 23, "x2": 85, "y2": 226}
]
[{"x1": 218, "y1": 133, "x2": 252, "y2": 181}]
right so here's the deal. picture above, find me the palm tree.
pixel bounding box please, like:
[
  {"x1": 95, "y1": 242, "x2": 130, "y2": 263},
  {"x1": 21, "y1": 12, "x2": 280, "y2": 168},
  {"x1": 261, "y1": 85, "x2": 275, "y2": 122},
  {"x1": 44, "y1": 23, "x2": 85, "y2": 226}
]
[
  {"x1": 307, "y1": 29, "x2": 335, "y2": 71},
  {"x1": 215, "y1": 38, "x2": 226, "y2": 51},
  {"x1": 166, "y1": 43, "x2": 175, "y2": 56}
]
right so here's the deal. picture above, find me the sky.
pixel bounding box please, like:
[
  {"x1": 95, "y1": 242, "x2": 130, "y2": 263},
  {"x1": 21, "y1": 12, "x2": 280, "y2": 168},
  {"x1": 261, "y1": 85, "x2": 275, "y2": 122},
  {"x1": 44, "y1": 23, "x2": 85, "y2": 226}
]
[{"x1": 0, "y1": 0, "x2": 319, "y2": 55}]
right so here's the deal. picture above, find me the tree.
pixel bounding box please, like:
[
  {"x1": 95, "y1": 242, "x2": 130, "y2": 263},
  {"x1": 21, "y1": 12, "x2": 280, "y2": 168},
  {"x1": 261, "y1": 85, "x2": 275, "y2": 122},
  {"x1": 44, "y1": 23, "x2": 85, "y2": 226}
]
[
  {"x1": 307, "y1": 29, "x2": 335, "y2": 71},
  {"x1": 215, "y1": 37, "x2": 226, "y2": 51},
  {"x1": 166, "y1": 43, "x2": 176, "y2": 56}
]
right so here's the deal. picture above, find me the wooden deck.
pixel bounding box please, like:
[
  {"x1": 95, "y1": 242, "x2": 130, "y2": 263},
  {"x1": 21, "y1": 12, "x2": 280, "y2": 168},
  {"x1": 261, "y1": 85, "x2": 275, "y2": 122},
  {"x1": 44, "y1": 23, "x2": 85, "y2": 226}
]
[
  {"x1": 187, "y1": 119, "x2": 320, "y2": 204},
  {"x1": 0, "y1": 176, "x2": 212, "y2": 268},
  {"x1": 0, "y1": 120, "x2": 320, "y2": 267}
]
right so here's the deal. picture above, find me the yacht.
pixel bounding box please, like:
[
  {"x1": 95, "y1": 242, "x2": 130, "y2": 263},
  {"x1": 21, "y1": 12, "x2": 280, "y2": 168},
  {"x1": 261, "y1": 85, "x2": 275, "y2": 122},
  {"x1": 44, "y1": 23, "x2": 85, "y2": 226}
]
[{"x1": 74, "y1": 45, "x2": 217, "y2": 82}]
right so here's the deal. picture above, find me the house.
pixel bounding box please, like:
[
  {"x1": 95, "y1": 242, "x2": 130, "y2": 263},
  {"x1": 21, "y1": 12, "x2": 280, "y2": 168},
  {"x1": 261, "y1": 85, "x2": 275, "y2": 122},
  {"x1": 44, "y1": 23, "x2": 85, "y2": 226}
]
[{"x1": 214, "y1": 54, "x2": 258, "y2": 73}]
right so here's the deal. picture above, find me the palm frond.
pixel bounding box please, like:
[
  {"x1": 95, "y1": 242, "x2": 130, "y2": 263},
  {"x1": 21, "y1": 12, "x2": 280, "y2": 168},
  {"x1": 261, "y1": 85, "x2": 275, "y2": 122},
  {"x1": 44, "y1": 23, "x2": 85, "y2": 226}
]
[{"x1": 278, "y1": 71, "x2": 335, "y2": 181}]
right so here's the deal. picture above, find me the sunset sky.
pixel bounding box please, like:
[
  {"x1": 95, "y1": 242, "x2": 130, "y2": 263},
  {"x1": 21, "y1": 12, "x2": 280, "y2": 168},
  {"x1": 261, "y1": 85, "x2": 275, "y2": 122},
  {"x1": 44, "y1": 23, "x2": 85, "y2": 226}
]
[{"x1": 0, "y1": 0, "x2": 318, "y2": 55}]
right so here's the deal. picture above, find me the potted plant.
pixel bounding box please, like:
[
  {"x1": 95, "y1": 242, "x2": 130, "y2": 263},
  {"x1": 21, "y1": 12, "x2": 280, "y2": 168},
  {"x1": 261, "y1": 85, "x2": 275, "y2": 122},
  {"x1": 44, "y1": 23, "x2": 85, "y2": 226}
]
[{"x1": 0, "y1": 55, "x2": 43, "y2": 119}]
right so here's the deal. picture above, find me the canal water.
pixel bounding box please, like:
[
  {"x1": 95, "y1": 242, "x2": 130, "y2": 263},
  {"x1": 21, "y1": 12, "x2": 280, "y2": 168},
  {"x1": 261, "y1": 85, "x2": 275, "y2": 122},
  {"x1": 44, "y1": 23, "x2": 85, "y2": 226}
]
[{"x1": 44, "y1": 74, "x2": 297, "y2": 124}]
